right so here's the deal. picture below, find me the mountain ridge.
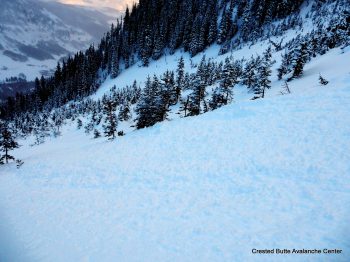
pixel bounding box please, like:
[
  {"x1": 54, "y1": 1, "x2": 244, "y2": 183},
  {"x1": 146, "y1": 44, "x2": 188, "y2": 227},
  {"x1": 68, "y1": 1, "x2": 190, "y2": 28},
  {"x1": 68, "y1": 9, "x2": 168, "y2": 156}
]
[{"x1": 0, "y1": 0, "x2": 119, "y2": 81}]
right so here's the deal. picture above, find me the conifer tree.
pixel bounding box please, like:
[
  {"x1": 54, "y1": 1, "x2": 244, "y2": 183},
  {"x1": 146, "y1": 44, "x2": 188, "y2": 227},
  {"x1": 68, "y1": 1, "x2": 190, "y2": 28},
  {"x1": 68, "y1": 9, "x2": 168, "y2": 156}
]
[
  {"x1": 176, "y1": 56, "x2": 185, "y2": 102},
  {"x1": 118, "y1": 102, "x2": 132, "y2": 122},
  {"x1": 32, "y1": 115, "x2": 50, "y2": 145},
  {"x1": 102, "y1": 99, "x2": 118, "y2": 140},
  {"x1": 187, "y1": 77, "x2": 206, "y2": 115},
  {"x1": 152, "y1": 27, "x2": 164, "y2": 60},
  {"x1": 187, "y1": 56, "x2": 209, "y2": 116},
  {"x1": 242, "y1": 56, "x2": 257, "y2": 92},
  {"x1": 207, "y1": 7, "x2": 218, "y2": 45},
  {"x1": 111, "y1": 43, "x2": 119, "y2": 79},
  {"x1": 254, "y1": 47, "x2": 273, "y2": 99},
  {"x1": 290, "y1": 42, "x2": 309, "y2": 80},
  {"x1": 135, "y1": 76, "x2": 159, "y2": 129},
  {"x1": 278, "y1": 51, "x2": 293, "y2": 80},
  {"x1": 0, "y1": 122, "x2": 20, "y2": 165},
  {"x1": 217, "y1": 7, "x2": 232, "y2": 44},
  {"x1": 210, "y1": 58, "x2": 239, "y2": 109},
  {"x1": 141, "y1": 27, "x2": 153, "y2": 67}
]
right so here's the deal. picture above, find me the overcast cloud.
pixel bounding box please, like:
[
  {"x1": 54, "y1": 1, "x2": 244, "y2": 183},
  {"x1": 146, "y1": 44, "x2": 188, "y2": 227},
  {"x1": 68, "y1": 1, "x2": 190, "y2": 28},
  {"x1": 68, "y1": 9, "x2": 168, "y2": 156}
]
[{"x1": 53, "y1": 0, "x2": 136, "y2": 11}]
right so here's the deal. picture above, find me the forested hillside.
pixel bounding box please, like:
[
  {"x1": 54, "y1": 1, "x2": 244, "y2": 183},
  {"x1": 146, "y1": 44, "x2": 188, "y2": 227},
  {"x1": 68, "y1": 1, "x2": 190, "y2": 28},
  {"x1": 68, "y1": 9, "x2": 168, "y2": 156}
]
[
  {"x1": 0, "y1": 0, "x2": 348, "y2": 147},
  {"x1": 1, "y1": 0, "x2": 316, "y2": 118}
]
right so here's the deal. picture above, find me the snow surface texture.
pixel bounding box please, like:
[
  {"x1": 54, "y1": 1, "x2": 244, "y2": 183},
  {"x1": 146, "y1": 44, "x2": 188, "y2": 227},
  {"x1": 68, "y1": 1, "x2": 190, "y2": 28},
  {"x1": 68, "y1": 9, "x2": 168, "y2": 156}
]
[{"x1": 1, "y1": 44, "x2": 350, "y2": 261}]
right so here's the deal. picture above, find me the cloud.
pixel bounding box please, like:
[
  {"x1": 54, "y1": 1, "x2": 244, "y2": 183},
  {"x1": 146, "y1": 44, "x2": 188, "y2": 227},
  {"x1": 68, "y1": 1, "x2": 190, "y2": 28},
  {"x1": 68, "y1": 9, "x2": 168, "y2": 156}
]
[{"x1": 57, "y1": 0, "x2": 136, "y2": 11}]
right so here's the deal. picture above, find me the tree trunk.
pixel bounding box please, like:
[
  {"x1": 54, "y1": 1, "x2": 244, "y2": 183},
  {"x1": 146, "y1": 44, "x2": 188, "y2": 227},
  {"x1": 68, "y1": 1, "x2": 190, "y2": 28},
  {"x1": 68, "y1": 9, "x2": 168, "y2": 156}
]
[{"x1": 5, "y1": 147, "x2": 8, "y2": 164}]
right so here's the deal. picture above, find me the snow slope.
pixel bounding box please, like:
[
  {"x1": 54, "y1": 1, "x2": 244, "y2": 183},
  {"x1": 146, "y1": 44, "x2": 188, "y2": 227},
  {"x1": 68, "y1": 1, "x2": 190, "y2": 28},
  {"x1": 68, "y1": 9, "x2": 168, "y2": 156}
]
[{"x1": 1, "y1": 46, "x2": 350, "y2": 261}]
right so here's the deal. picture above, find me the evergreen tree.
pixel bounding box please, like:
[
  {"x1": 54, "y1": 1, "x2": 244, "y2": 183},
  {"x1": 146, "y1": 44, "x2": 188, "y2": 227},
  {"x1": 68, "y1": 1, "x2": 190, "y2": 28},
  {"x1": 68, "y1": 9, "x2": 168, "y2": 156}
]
[
  {"x1": 210, "y1": 58, "x2": 239, "y2": 109},
  {"x1": 102, "y1": 99, "x2": 118, "y2": 140},
  {"x1": 0, "y1": 122, "x2": 20, "y2": 165},
  {"x1": 140, "y1": 26, "x2": 153, "y2": 67},
  {"x1": 207, "y1": 6, "x2": 218, "y2": 44},
  {"x1": 118, "y1": 102, "x2": 132, "y2": 121},
  {"x1": 135, "y1": 76, "x2": 159, "y2": 129},
  {"x1": 278, "y1": 51, "x2": 293, "y2": 80},
  {"x1": 187, "y1": 56, "x2": 209, "y2": 116},
  {"x1": 290, "y1": 42, "x2": 309, "y2": 80},
  {"x1": 175, "y1": 56, "x2": 185, "y2": 102},
  {"x1": 187, "y1": 77, "x2": 206, "y2": 116},
  {"x1": 111, "y1": 43, "x2": 119, "y2": 79},
  {"x1": 32, "y1": 115, "x2": 50, "y2": 145},
  {"x1": 242, "y1": 56, "x2": 258, "y2": 92},
  {"x1": 152, "y1": 27, "x2": 165, "y2": 60},
  {"x1": 217, "y1": 7, "x2": 232, "y2": 44},
  {"x1": 254, "y1": 47, "x2": 273, "y2": 99}
]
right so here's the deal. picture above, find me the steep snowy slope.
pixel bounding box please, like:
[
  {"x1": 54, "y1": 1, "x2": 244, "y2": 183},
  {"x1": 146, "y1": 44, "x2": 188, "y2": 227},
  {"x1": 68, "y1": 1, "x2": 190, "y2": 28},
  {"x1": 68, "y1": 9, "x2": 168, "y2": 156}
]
[
  {"x1": 0, "y1": 0, "x2": 118, "y2": 81},
  {"x1": 0, "y1": 46, "x2": 349, "y2": 261},
  {"x1": 1, "y1": 0, "x2": 349, "y2": 260}
]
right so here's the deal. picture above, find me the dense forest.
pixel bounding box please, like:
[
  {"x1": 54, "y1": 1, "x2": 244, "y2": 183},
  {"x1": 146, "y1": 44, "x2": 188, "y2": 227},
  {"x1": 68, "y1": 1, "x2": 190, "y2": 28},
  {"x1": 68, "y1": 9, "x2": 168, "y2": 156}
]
[{"x1": 1, "y1": 0, "x2": 308, "y2": 118}]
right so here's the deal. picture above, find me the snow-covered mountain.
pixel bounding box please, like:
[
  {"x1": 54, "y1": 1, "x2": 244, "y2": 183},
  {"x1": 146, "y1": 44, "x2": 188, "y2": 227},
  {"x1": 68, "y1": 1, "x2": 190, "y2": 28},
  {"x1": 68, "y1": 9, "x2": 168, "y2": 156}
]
[
  {"x1": 0, "y1": 0, "x2": 349, "y2": 261},
  {"x1": 0, "y1": 0, "x2": 119, "y2": 81}
]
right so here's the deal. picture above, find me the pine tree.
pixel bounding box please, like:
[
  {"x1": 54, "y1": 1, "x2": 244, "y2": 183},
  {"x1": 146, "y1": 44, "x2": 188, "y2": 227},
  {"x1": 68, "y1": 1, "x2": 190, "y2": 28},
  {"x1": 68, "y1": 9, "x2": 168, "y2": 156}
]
[
  {"x1": 187, "y1": 56, "x2": 208, "y2": 116},
  {"x1": 176, "y1": 56, "x2": 185, "y2": 103},
  {"x1": 217, "y1": 7, "x2": 232, "y2": 44},
  {"x1": 187, "y1": 76, "x2": 206, "y2": 116},
  {"x1": 102, "y1": 99, "x2": 118, "y2": 140},
  {"x1": 242, "y1": 56, "x2": 257, "y2": 92},
  {"x1": 278, "y1": 51, "x2": 293, "y2": 80},
  {"x1": 209, "y1": 88, "x2": 225, "y2": 110},
  {"x1": 156, "y1": 71, "x2": 176, "y2": 121},
  {"x1": 130, "y1": 80, "x2": 141, "y2": 104},
  {"x1": 135, "y1": 76, "x2": 160, "y2": 129},
  {"x1": 254, "y1": 47, "x2": 273, "y2": 99},
  {"x1": 241, "y1": 3, "x2": 254, "y2": 41},
  {"x1": 290, "y1": 42, "x2": 309, "y2": 80},
  {"x1": 141, "y1": 27, "x2": 153, "y2": 67},
  {"x1": 32, "y1": 115, "x2": 50, "y2": 145},
  {"x1": 189, "y1": 17, "x2": 204, "y2": 56},
  {"x1": 207, "y1": 7, "x2": 218, "y2": 45},
  {"x1": 152, "y1": 27, "x2": 164, "y2": 60},
  {"x1": 118, "y1": 102, "x2": 132, "y2": 121},
  {"x1": 210, "y1": 58, "x2": 239, "y2": 109},
  {"x1": 111, "y1": 43, "x2": 119, "y2": 78},
  {"x1": 164, "y1": 70, "x2": 177, "y2": 104},
  {"x1": 0, "y1": 122, "x2": 20, "y2": 165}
]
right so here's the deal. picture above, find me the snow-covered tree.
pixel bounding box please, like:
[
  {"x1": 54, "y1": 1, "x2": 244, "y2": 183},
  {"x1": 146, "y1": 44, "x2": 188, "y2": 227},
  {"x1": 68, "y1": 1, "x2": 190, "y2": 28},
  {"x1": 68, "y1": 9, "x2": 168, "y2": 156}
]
[
  {"x1": 0, "y1": 122, "x2": 20, "y2": 165},
  {"x1": 102, "y1": 99, "x2": 118, "y2": 140},
  {"x1": 254, "y1": 47, "x2": 273, "y2": 99}
]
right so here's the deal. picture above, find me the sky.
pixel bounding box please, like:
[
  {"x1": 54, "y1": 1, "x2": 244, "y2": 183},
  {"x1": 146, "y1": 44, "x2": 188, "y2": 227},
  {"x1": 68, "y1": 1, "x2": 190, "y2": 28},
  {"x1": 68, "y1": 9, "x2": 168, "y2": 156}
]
[{"x1": 56, "y1": 0, "x2": 136, "y2": 11}]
